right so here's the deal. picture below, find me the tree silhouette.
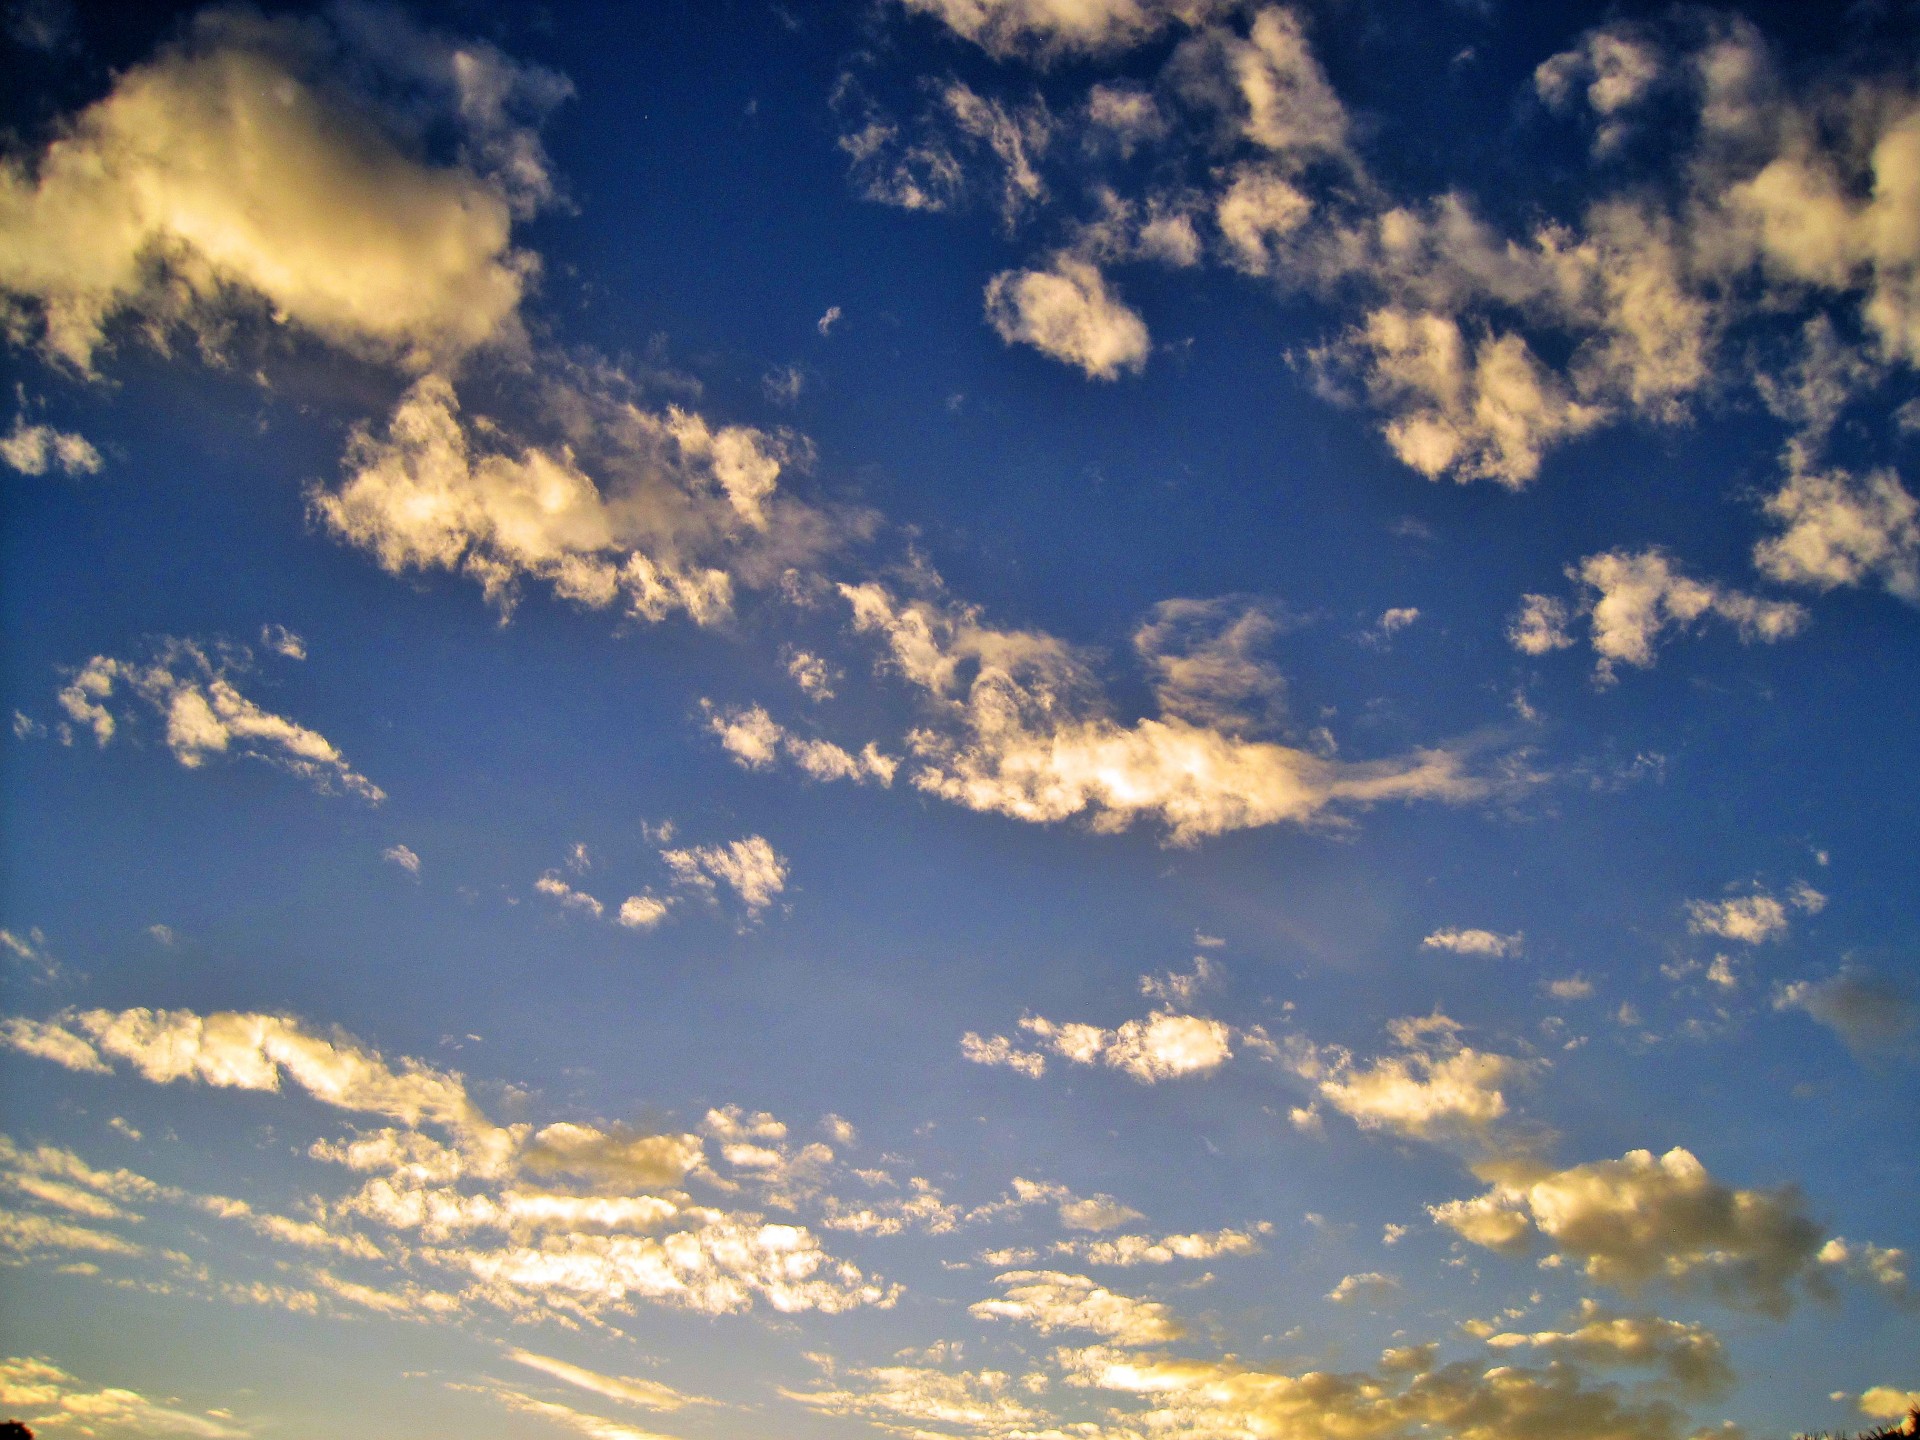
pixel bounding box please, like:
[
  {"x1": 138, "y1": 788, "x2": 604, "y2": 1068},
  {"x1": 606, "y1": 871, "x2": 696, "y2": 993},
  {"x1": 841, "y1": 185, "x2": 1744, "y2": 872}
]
[{"x1": 1, "y1": 1421, "x2": 34, "y2": 1439}]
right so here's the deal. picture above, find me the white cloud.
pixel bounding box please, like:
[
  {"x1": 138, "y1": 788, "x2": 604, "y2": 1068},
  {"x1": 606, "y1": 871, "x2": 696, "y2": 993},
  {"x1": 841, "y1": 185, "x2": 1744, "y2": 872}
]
[
  {"x1": 1534, "y1": 25, "x2": 1664, "y2": 155},
  {"x1": 999, "y1": 1008, "x2": 1235, "y2": 1084},
  {"x1": 257, "y1": 624, "x2": 307, "y2": 661},
  {"x1": 970, "y1": 1269, "x2": 1183, "y2": 1344},
  {"x1": 1132, "y1": 597, "x2": 1286, "y2": 735},
  {"x1": 1422, "y1": 927, "x2": 1523, "y2": 958},
  {"x1": 1061, "y1": 1222, "x2": 1270, "y2": 1266},
  {"x1": 0, "y1": 416, "x2": 100, "y2": 475},
  {"x1": 55, "y1": 638, "x2": 384, "y2": 801},
  {"x1": 1431, "y1": 1145, "x2": 1851, "y2": 1316},
  {"x1": 0, "y1": 1355, "x2": 248, "y2": 1438},
  {"x1": 959, "y1": 1031, "x2": 1049, "y2": 1078},
  {"x1": 1169, "y1": 7, "x2": 1353, "y2": 165},
  {"x1": 816, "y1": 305, "x2": 842, "y2": 336},
  {"x1": 898, "y1": 0, "x2": 1225, "y2": 62},
  {"x1": 1486, "y1": 1300, "x2": 1732, "y2": 1397},
  {"x1": 705, "y1": 702, "x2": 896, "y2": 786},
  {"x1": 784, "y1": 649, "x2": 836, "y2": 701},
  {"x1": 505, "y1": 1349, "x2": 715, "y2": 1413},
  {"x1": 1509, "y1": 594, "x2": 1576, "y2": 655},
  {"x1": 1858, "y1": 1386, "x2": 1920, "y2": 1420},
  {"x1": 1754, "y1": 458, "x2": 1920, "y2": 603},
  {"x1": 1686, "y1": 882, "x2": 1822, "y2": 944},
  {"x1": 1774, "y1": 971, "x2": 1920, "y2": 1057},
  {"x1": 1287, "y1": 1014, "x2": 1529, "y2": 1142},
  {"x1": 616, "y1": 896, "x2": 672, "y2": 931},
  {"x1": 1326, "y1": 1270, "x2": 1399, "y2": 1304},
  {"x1": 985, "y1": 254, "x2": 1150, "y2": 381},
  {"x1": 661, "y1": 836, "x2": 789, "y2": 915},
  {"x1": 784, "y1": 1354, "x2": 1047, "y2": 1436},
  {"x1": 382, "y1": 844, "x2": 422, "y2": 876},
  {"x1": 0, "y1": 8, "x2": 564, "y2": 371},
  {"x1": 841, "y1": 580, "x2": 1490, "y2": 843},
  {"x1": 536, "y1": 872, "x2": 605, "y2": 920},
  {"x1": 310, "y1": 372, "x2": 833, "y2": 626}
]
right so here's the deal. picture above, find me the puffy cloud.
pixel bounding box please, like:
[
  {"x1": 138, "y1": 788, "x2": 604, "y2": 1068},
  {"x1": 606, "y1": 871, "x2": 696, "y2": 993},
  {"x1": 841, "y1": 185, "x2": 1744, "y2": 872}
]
[
  {"x1": 0, "y1": 7, "x2": 564, "y2": 371},
  {"x1": 1815, "y1": 1237, "x2": 1911, "y2": 1302},
  {"x1": 784, "y1": 649, "x2": 836, "y2": 701},
  {"x1": 1487, "y1": 1302, "x2": 1731, "y2": 1398},
  {"x1": 660, "y1": 835, "x2": 788, "y2": 916},
  {"x1": 705, "y1": 702, "x2": 896, "y2": 786},
  {"x1": 1534, "y1": 25, "x2": 1665, "y2": 156},
  {"x1": 616, "y1": 896, "x2": 672, "y2": 931},
  {"x1": 1518, "y1": 549, "x2": 1807, "y2": 680},
  {"x1": 0, "y1": 1354, "x2": 248, "y2": 1438},
  {"x1": 1327, "y1": 1270, "x2": 1400, "y2": 1305},
  {"x1": 1423, "y1": 928, "x2": 1524, "y2": 959},
  {"x1": 897, "y1": 0, "x2": 1226, "y2": 62},
  {"x1": 1287, "y1": 1015, "x2": 1529, "y2": 1142},
  {"x1": 1774, "y1": 971, "x2": 1920, "y2": 1057},
  {"x1": 842, "y1": 580, "x2": 1490, "y2": 843},
  {"x1": 984, "y1": 253, "x2": 1150, "y2": 380},
  {"x1": 310, "y1": 371, "x2": 839, "y2": 625},
  {"x1": 1754, "y1": 459, "x2": 1920, "y2": 603},
  {"x1": 0, "y1": 415, "x2": 100, "y2": 475},
  {"x1": 1331, "y1": 309, "x2": 1607, "y2": 489},
  {"x1": 54, "y1": 637, "x2": 383, "y2": 801},
  {"x1": 983, "y1": 1008, "x2": 1235, "y2": 1084},
  {"x1": 971, "y1": 1269, "x2": 1183, "y2": 1344},
  {"x1": 1859, "y1": 1387, "x2": 1920, "y2": 1421},
  {"x1": 1686, "y1": 882, "x2": 1822, "y2": 944},
  {"x1": 1431, "y1": 1146, "x2": 1845, "y2": 1316}
]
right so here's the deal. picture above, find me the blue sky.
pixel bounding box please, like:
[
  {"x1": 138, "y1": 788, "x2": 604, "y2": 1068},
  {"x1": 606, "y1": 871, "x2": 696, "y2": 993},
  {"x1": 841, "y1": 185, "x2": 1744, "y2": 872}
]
[{"x1": 1, "y1": 0, "x2": 1917, "y2": 1436}]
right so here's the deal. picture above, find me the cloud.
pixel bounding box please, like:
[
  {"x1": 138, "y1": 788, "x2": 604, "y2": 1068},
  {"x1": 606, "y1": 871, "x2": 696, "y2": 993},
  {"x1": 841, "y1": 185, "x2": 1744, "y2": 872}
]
[
  {"x1": 1754, "y1": 458, "x2": 1920, "y2": 603},
  {"x1": 984, "y1": 253, "x2": 1150, "y2": 380},
  {"x1": 455, "y1": 1381, "x2": 680, "y2": 1440},
  {"x1": 1686, "y1": 882, "x2": 1822, "y2": 944},
  {"x1": 1859, "y1": 1387, "x2": 1920, "y2": 1421},
  {"x1": 0, "y1": 1354, "x2": 249, "y2": 1438},
  {"x1": 816, "y1": 305, "x2": 842, "y2": 336},
  {"x1": 1516, "y1": 549, "x2": 1807, "y2": 680},
  {"x1": 1423, "y1": 928, "x2": 1523, "y2": 958},
  {"x1": 536, "y1": 872, "x2": 605, "y2": 920},
  {"x1": 705, "y1": 702, "x2": 896, "y2": 785},
  {"x1": 616, "y1": 896, "x2": 672, "y2": 931},
  {"x1": 970, "y1": 1269, "x2": 1183, "y2": 1344},
  {"x1": 0, "y1": 7, "x2": 565, "y2": 371},
  {"x1": 784, "y1": 1353, "x2": 1047, "y2": 1437},
  {"x1": 841, "y1": 580, "x2": 1491, "y2": 843},
  {"x1": 969, "y1": 1001, "x2": 1241, "y2": 1086},
  {"x1": 897, "y1": 0, "x2": 1226, "y2": 62},
  {"x1": 1, "y1": 1007, "x2": 897, "y2": 1324},
  {"x1": 1287, "y1": 1014, "x2": 1529, "y2": 1142},
  {"x1": 55, "y1": 637, "x2": 384, "y2": 801},
  {"x1": 784, "y1": 649, "x2": 836, "y2": 701},
  {"x1": 1326, "y1": 1270, "x2": 1400, "y2": 1305},
  {"x1": 0, "y1": 415, "x2": 100, "y2": 475},
  {"x1": 1774, "y1": 971, "x2": 1920, "y2": 1057},
  {"x1": 1486, "y1": 1301, "x2": 1731, "y2": 1398},
  {"x1": 505, "y1": 1349, "x2": 716, "y2": 1413},
  {"x1": 382, "y1": 844, "x2": 422, "y2": 876},
  {"x1": 1132, "y1": 598, "x2": 1286, "y2": 735},
  {"x1": 660, "y1": 836, "x2": 789, "y2": 915},
  {"x1": 257, "y1": 624, "x2": 307, "y2": 660},
  {"x1": 310, "y1": 370, "x2": 842, "y2": 625},
  {"x1": 1534, "y1": 24, "x2": 1664, "y2": 156},
  {"x1": 1430, "y1": 1145, "x2": 1853, "y2": 1316},
  {"x1": 1168, "y1": 7, "x2": 1354, "y2": 165}
]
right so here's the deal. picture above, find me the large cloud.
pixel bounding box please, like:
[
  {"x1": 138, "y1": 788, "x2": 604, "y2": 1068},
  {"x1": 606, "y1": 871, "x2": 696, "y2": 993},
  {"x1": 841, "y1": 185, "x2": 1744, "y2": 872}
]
[{"x1": 0, "y1": 7, "x2": 565, "y2": 371}]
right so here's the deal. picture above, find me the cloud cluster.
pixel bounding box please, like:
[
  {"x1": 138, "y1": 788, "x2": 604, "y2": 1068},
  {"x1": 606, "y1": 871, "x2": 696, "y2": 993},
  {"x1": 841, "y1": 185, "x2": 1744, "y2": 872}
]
[
  {"x1": 0, "y1": 1007, "x2": 897, "y2": 1325},
  {"x1": 1429, "y1": 1145, "x2": 1902, "y2": 1315},
  {"x1": 311, "y1": 370, "x2": 842, "y2": 625},
  {"x1": 0, "y1": 414, "x2": 100, "y2": 475},
  {"x1": 705, "y1": 702, "x2": 897, "y2": 785},
  {"x1": 970, "y1": 1268, "x2": 1184, "y2": 1344},
  {"x1": 843, "y1": 579, "x2": 1489, "y2": 842},
  {"x1": 1510, "y1": 549, "x2": 1806, "y2": 680},
  {"x1": 0, "y1": 1355, "x2": 247, "y2": 1439},
  {"x1": 53, "y1": 637, "x2": 383, "y2": 801},
  {"x1": 1685, "y1": 881, "x2": 1823, "y2": 944},
  {"x1": 1286, "y1": 1014, "x2": 1531, "y2": 1143},
  {"x1": 660, "y1": 835, "x2": 789, "y2": 916},
  {"x1": 0, "y1": 7, "x2": 565, "y2": 371}
]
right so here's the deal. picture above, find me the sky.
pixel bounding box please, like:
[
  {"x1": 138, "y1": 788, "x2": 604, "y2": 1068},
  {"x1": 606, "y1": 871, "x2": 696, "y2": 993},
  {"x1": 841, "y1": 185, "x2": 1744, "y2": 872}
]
[{"x1": 0, "y1": 0, "x2": 1917, "y2": 1435}]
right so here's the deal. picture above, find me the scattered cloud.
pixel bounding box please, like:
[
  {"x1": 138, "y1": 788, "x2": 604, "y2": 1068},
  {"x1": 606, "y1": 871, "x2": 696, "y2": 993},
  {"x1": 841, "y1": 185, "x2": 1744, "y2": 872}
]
[
  {"x1": 1686, "y1": 882, "x2": 1823, "y2": 944},
  {"x1": 984, "y1": 253, "x2": 1149, "y2": 380},
  {"x1": 705, "y1": 702, "x2": 896, "y2": 785},
  {"x1": 55, "y1": 637, "x2": 384, "y2": 801},
  {"x1": 0, "y1": 415, "x2": 100, "y2": 475},
  {"x1": 0, "y1": 1354, "x2": 248, "y2": 1438},
  {"x1": 1286, "y1": 1014, "x2": 1530, "y2": 1142},
  {"x1": 382, "y1": 844, "x2": 422, "y2": 876},
  {"x1": 970, "y1": 1269, "x2": 1183, "y2": 1344},
  {"x1": 661, "y1": 835, "x2": 789, "y2": 915},
  {"x1": 1423, "y1": 927, "x2": 1523, "y2": 958}
]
